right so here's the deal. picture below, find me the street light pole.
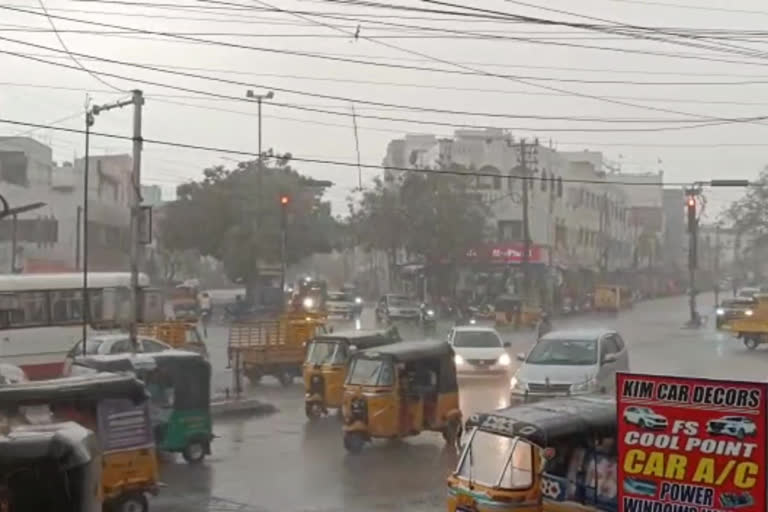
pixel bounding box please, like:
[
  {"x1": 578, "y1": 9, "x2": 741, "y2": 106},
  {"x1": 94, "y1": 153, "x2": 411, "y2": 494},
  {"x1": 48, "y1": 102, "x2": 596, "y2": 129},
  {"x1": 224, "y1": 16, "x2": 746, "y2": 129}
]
[{"x1": 82, "y1": 109, "x2": 94, "y2": 355}]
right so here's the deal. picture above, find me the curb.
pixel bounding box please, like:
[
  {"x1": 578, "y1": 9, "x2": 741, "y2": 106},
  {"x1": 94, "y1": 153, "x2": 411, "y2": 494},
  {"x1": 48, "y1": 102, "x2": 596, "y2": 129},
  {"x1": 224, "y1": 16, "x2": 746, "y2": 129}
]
[{"x1": 210, "y1": 398, "x2": 278, "y2": 419}]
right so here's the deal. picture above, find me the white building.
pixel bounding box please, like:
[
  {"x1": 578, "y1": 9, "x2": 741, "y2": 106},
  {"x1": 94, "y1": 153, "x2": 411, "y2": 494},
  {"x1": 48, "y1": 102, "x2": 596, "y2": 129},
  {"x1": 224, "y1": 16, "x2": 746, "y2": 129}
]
[{"x1": 0, "y1": 137, "x2": 134, "y2": 272}]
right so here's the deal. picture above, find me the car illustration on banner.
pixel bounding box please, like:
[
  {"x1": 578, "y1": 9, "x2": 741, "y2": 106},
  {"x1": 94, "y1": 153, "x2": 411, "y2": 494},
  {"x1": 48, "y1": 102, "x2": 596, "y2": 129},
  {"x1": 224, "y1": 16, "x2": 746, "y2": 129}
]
[
  {"x1": 623, "y1": 478, "x2": 657, "y2": 498},
  {"x1": 622, "y1": 406, "x2": 668, "y2": 430},
  {"x1": 720, "y1": 492, "x2": 754, "y2": 508},
  {"x1": 706, "y1": 416, "x2": 757, "y2": 439}
]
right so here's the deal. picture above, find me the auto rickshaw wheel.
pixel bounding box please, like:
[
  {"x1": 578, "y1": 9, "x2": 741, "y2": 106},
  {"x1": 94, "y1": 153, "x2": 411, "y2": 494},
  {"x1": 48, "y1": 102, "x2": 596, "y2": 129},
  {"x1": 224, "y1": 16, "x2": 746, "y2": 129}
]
[
  {"x1": 305, "y1": 402, "x2": 323, "y2": 420},
  {"x1": 744, "y1": 336, "x2": 759, "y2": 350},
  {"x1": 343, "y1": 432, "x2": 366, "y2": 454},
  {"x1": 182, "y1": 441, "x2": 207, "y2": 464},
  {"x1": 278, "y1": 372, "x2": 294, "y2": 387},
  {"x1": 112, "y1": 493, "x2": 148, "y2": 512}
]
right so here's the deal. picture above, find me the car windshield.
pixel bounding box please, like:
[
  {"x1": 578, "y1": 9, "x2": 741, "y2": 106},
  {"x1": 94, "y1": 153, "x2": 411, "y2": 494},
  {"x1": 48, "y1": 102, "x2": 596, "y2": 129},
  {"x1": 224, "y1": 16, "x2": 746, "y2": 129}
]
[
  {"x1": 453, "y1": 331, "x2": 502, "y2": 348},
  {"x1": 306, "y1": 340, "x2": 347, "y2": 365},
  {"x1": 328, "y1": 292, "x2": 350, "y2": 301},
  {"x1": 388, "y1": 296, "x2": 416, "y2": 307},
  {"x1": 70, "y1": 339, "x2": 104, "y2": 356},
  {"x1": 526, "y1": 338, "x2": 598, "y2": 365},
  {"x1": 346, "y1": 357, "x2": 394, "y2": 386},
  {"x1": 457, "y1": 430, "x2": 533, "y2": 490}
]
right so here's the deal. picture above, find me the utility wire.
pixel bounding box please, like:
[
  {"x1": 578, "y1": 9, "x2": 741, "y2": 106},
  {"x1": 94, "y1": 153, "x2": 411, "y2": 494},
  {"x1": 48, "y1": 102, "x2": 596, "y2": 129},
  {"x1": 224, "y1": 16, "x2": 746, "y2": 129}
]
[
  {"x1": 34, "y1": 0, "x2": 124, "y2": 91},
  {"x1": 0, "y1": 116, "x2": 704, "y2": 186},
  {"x1": 5, "y1": 34, "x2": 762, "y2": 129}
]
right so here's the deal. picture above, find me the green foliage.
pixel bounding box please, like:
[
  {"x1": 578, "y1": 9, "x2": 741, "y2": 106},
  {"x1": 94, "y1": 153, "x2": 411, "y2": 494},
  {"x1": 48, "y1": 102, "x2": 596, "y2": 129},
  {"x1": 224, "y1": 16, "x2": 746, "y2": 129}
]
[
  {"x1": 159, "y1": 156, "x2": 338, "y2": 284},
  {"x1": 726, "y1": 168, "x2": 768, "y2": 239},
  {"x1": 349, "y1": 166, "x2": 489, "y2": 264}
]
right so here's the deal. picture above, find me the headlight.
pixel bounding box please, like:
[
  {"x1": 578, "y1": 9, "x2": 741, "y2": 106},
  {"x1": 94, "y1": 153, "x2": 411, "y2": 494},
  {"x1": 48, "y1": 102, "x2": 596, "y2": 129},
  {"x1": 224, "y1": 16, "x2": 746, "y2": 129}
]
[
  {"x1": 454, "y1": 354, "x2": 465, "y2": 366},
  {"x1": 746, "y1": 309, "x2": 754, "y2": 316},
  {"x1": 303, "y1": 297, "x2": 315, "y2": 309},
  {"x1": 469, "y1": 318, "x2": 477, "y2": 325},
  {"x1": 509, "y1": 376, "x2": 526, "y2": 391},
  {"x1": 498, "y1": 353, "x2": 511, "y2": 366},
  {"x1": 355, "y1": 297, "x2": 363, "y2": 304},
  {"x1": 571, "y1": 378, "x2": 597, "y2": 393},
  {"x1": 716, "y1": 308, "x2": 725, "y2": 316},
  {"x1": 427, "y1": 309, "x2": 435, "y2": 317}
]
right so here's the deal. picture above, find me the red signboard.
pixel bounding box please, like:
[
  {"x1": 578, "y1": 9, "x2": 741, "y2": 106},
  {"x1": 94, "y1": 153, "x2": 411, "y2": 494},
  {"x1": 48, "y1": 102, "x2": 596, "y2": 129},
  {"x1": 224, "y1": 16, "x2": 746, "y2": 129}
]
[
  {"x1": 617, "y1": 372, "x2": 767, "y2": 512},
  {"x1": 465, "y1": 243, "x2": 548, "y2": 264}
]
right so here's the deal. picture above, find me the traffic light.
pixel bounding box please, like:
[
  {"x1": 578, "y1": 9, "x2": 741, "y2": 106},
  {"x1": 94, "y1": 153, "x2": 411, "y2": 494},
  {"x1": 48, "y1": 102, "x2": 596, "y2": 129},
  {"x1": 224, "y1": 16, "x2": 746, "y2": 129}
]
[
  {"x1": 686, "y1": 196, "x2": 696, "y2": 233},
  {"x1": 280, "y1": 195, "x2": 289, "y2": 206}
]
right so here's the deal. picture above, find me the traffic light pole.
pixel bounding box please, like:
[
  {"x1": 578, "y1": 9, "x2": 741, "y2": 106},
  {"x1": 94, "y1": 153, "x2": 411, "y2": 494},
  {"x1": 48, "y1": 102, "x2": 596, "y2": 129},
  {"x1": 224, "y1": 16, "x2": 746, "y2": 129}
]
[{"x1": 280, "y1": 195, "x2": 288, "y2": 292}]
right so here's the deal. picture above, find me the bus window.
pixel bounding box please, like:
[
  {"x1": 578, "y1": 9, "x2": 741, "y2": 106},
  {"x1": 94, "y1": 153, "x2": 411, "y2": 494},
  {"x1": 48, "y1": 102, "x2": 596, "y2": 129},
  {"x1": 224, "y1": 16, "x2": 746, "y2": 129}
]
[
  {"x1": 50, "y1": 291, "x2": 83, "y2": 324},
  {"x1": 9, "y1": 292, "x2": 48, "y2": 327}
]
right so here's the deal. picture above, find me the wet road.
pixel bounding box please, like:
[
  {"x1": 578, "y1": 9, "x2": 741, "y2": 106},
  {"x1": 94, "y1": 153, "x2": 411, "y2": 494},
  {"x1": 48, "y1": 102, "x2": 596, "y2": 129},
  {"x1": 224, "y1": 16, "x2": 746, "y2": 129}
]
[{"x1": 154, "y1": 294, "x2": 762, "y2": 512}]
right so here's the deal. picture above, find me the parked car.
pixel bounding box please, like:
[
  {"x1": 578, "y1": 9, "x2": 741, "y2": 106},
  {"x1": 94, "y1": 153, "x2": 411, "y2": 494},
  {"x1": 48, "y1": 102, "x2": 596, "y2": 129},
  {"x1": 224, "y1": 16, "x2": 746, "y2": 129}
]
[
  {"x1": 510, "y1": 328, "x2": 629, "y2": 401},
  {"x1": 707, "y1": 416, "x2": 757, "y2": 439},
  {"x1": 623, "y1": 406, "x2": 669, "y2": 430},
  {"x1": 448, "y1": 326, "x2": 511, "y2": 374},
  {"x1": 375, "y1": 294, "x2": 421, "y2": 323},
  {"x1": 63, "y1": 333, "x2": 172, "y2": 375}
]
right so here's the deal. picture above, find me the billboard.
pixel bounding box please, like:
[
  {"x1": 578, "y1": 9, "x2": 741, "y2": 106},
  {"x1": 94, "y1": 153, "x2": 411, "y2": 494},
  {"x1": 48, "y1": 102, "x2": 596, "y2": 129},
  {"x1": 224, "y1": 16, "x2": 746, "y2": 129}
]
[
  {"x1": 464, "y1": 243, "x2": 549, "y2": 264},
  {"x1": 617, "y1": 373, "x2": 767, "y2": 512}
]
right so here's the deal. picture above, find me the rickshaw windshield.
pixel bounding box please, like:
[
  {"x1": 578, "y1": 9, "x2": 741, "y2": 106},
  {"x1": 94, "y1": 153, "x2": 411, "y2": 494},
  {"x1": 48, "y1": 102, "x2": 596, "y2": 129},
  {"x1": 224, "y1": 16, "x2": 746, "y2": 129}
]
[
  {"x1": 457, "y1": 429, "x2": 534, "y2": 490},
  {"x1": 306, "y1": 340, "x2": 347, "y2": 365},
  {"x1": 346, "y1": 357, "x2": 394, "y2": 386}
]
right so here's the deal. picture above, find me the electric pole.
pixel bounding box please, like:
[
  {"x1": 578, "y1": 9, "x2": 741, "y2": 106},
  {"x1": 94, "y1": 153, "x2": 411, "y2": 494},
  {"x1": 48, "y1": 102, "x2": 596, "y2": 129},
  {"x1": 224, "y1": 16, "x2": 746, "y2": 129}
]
[
  {"x1": 518, "y1": 139, "x2": 538, "y2": 302},
  {"x1": 83, "y1": 93, "x2": 142, "y2": 348},
  {"x1": 280, "y1": 194, "x2": 289, "y2": 292},
  {"x1": 128, "y1": 89, "x2": 144, "y2": 351},
  {"x1": 686, "y1": 189, "x2": 700, "y2": 328},
  {"x1": 714, "y1": 223, "x2": 721, "y2": 308}
]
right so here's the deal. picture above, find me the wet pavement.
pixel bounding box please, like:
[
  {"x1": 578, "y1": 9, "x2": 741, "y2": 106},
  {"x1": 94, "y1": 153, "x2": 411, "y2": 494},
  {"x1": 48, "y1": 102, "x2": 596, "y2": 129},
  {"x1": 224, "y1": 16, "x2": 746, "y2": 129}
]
[{"x1": 154, "y1": 294, "x2": 763, "y2": 512}]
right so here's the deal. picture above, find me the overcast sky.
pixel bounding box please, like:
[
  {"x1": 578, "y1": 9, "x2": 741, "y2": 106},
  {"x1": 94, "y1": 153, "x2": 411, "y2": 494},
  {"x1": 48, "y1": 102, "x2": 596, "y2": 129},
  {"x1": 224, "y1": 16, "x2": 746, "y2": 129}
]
[{"x1": 1, "y1": 0, "x2": 766, "y2": 219}]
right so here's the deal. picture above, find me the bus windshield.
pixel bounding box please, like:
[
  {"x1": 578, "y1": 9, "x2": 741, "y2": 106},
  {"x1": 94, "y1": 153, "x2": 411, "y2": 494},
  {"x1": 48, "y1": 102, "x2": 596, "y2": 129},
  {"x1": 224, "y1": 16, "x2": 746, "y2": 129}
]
[{"x1": 457, "y1": 430, "x2": 534, "y2": 490}]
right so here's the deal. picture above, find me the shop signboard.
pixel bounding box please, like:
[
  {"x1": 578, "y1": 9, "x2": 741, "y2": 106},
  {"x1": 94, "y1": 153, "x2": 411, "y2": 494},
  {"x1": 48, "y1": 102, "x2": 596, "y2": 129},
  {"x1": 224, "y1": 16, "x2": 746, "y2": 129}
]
[{"x1": 617, "y1": 372, "x2": 767, "y2": 512}]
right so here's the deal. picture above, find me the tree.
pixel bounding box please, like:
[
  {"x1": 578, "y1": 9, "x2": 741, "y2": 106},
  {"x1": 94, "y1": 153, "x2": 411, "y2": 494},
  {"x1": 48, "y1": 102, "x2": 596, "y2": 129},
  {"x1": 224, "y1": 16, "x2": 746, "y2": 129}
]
[
  {"x1": 159, "y1": 156, "x2": 338, "y2": 297},
  {"x1": 727, "y1": 167, "x2": 768, "y2": 238},
  {"x1": 350, "y1": 165, "x2": 489, "y2": 295}
]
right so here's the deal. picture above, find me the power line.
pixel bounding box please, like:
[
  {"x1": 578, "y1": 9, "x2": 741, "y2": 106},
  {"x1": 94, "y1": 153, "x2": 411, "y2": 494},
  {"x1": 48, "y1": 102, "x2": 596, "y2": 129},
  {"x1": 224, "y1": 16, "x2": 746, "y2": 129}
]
[
  {"x1": 34, "y1": 0, "x2": 124, "y2": 91},
  {"x1": 0, "y1": 116, "x2": 700, "y2": 186},
  {"x1": 241, "y1": 0, "x2": 768, "y2": 125},
  {"x1": 5, "y1": 35, "x2": 761, "y2": 130},
  {"x1": 606, "y1": 0, "x2": 768, "y2": 16}
]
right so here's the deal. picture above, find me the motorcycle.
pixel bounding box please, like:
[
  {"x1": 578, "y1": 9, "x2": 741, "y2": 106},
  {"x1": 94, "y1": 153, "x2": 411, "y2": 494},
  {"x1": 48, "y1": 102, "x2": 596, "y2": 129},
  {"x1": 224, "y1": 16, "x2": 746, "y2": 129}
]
[{"x1": 420, "y1": 303, "x2": 437, "y2": 335}]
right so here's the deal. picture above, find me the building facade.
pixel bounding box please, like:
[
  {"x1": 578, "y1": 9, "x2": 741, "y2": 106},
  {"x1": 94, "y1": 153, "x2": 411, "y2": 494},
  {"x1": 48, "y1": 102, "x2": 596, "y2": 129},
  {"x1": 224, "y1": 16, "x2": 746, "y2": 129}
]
[{"x1": 0, "y1": 137, "x2": 134, "y2": 273}]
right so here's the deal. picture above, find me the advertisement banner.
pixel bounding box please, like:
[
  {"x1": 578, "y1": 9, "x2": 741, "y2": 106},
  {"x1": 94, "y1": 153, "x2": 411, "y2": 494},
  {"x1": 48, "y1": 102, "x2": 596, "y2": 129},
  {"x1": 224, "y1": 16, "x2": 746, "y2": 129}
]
[
  {"x1": 464, "y1": 243, "x2": 548, "y2": 264},
  {"x1": 617, "y1": 373, "x2": 767, "y2": 512},
  {"x1": 97, "y1": 398, "x2": 153, "y2": 453}
]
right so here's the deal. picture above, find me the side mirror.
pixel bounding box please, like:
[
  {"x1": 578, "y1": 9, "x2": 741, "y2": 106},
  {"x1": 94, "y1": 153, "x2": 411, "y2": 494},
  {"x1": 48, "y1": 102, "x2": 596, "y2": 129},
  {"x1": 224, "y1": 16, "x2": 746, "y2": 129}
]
[
  {"x1": 602, "y1": 353, "x2": 618, "y2": 365},
  {"x1": 516, "y1": 352, "x2": 526, "y2": 361}
]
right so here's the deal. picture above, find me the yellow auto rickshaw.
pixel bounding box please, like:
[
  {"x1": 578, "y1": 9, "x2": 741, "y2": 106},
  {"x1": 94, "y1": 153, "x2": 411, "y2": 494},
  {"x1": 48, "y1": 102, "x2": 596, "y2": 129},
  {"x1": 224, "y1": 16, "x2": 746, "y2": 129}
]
[
  {"x1": 0, "y1": 372, "x2": 160, "y2": 512},
  {"x1": 494, "y1": 295, "x2": 540, "y2": 329},
  {"x1": 593, "y1": 285, "x2": 632, "y2": 312},
  {"x1": 342, "y1": 340, "x2": 462, "y2": 453},
  {"x1": 304, "y1": 327, "x2": 401, "y2": 419},
  {"x1": 447, "y1": 395, "x2": 616, "y2": 512},
  {"x1": 1, "y1": 421, "x2": 102, "y2": 512}
]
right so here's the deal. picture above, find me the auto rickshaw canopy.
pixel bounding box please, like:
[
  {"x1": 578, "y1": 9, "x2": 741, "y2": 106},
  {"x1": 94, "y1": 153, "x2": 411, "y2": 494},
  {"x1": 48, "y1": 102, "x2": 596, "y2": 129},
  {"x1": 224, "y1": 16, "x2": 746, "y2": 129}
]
[
  {"x1": 313, "y1": 327, "x2": 401, "y2": 350},
  {"x1": 0, "y1": 421, "x2": 97, "y2": 468},
  {"x1": 354, "y1": 340, "x2": 458, "y2": 393},
  {"x1": 465, "y1": 395, "x2": 615, "y2": 447},
  {"x1": 73, "y1": 350, "x2": 211, "y2": 411},
  {"x1": 0, "y1": 372, "x2": 147, "y2": 407}
]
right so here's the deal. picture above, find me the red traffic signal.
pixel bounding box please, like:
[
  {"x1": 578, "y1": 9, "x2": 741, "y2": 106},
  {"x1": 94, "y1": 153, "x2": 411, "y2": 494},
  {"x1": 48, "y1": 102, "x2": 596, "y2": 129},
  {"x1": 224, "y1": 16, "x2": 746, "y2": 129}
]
[
  {"x1": 280, "y1": 195, "x2": 290, "y2": 205},
  {"x1": 686, "y1": 197, "x2": 695, "y2": 208}
]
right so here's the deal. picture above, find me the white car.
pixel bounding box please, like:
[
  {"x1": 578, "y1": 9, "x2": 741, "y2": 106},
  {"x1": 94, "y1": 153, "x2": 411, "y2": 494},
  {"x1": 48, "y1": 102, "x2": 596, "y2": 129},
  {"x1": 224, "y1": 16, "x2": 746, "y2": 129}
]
[
  {"x1": 707, "y1": 416, "x2": 757, "y2": 439},
  {"x1": 327, "y1": 291, "x2": 355, "y2": 319},
  {"x1": 624, "y1": 406, "x2": 669, "y2": 430},
  {"x1": 63, "y1": 333, "x2": 171, "y2": 375},
  {"x1": 510, "y1": 328, "x2": 629, "y2": 400},
  {"x1": 448, "y1": 326, "x2": 512, "y2": 374}
]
